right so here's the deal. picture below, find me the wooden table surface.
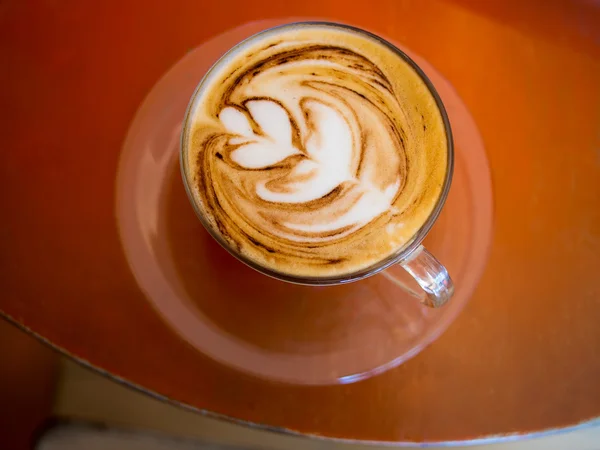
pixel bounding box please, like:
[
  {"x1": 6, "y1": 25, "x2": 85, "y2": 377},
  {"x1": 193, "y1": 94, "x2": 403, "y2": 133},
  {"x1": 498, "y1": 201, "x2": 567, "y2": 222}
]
[{"x1": 2, "y1": 0, "x2": 600, "y2": 444}]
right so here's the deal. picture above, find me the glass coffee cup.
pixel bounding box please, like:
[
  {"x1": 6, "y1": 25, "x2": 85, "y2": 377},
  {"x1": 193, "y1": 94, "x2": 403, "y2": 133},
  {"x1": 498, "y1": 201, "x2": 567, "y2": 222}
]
[{"x1": 180, "y1": 22, "x2": 454, "y2": 308}]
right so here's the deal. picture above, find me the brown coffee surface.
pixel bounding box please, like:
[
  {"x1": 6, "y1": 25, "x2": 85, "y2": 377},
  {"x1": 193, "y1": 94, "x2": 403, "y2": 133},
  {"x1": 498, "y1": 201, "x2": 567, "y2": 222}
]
[{"x1": 183, "y1": 23, "x2": 449, "y2": 278}]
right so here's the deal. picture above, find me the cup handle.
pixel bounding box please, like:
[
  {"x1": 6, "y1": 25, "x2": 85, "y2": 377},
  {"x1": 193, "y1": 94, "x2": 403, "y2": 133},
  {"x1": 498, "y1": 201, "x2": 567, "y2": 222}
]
[{"x1": 385, "y1": 245, "x2": 454, "y2": 308}]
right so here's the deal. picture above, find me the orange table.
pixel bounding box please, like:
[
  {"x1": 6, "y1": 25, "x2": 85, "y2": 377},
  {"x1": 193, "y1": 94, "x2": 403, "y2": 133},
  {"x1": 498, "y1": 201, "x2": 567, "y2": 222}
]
[{"x1": 2, "y1": 0, "x2": 599, "y2": 444}]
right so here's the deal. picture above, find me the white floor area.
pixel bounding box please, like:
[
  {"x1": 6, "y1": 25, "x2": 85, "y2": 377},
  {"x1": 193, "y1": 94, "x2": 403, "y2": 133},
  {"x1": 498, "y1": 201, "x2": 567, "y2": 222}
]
[{"x1": 50, "y1": 360, "x2": 600, "y2": 450}]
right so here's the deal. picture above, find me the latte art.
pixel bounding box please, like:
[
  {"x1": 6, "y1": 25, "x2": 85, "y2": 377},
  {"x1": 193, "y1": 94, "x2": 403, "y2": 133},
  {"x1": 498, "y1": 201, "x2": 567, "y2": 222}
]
[
  {"x1": 220, "y1": 66, "x2": 402, "y2": 241},
  {"x1": 184, "y1": 24, "x2": 449, "y2": 278}
]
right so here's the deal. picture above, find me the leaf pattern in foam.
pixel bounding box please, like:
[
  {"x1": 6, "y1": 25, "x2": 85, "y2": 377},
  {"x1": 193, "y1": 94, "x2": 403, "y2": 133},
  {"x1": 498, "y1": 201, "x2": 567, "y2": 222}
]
[
  {"x1": 256, "y1": 100, "x2": 355, "y2": 203},
  {"x1": 219, "y1": 107, "x2": 254, "y2": 138},
  {"x1": 246, "y1": 100, "x2": 292, "y2": 146},
  {"x1": 221, "y1": 101, "x2": 300, "y2": 169},
  {"x1": 230, "y1": 142, "x2": 300, "y2": 169},
  {"x1": 220, "y1": 98, "x2": 397, "y2": 226}
]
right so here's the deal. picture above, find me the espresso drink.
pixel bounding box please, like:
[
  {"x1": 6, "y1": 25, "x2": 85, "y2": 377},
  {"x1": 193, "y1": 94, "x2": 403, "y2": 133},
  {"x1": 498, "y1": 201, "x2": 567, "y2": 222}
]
[{"x1": 183, "y1": 23, "x2": 449, "y2": 278}]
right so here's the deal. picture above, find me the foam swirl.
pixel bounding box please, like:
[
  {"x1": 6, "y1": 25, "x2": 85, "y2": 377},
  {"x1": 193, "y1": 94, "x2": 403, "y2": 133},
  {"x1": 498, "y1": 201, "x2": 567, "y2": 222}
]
[{"x1": 185, "y1": 25, "x2": 448, "y2": 277}]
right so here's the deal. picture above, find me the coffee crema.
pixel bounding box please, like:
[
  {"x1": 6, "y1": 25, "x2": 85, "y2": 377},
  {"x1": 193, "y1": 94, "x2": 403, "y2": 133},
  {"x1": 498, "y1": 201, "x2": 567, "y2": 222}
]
[{"x1": 183, "y1": 23, "x2": 449, "y2": 278}]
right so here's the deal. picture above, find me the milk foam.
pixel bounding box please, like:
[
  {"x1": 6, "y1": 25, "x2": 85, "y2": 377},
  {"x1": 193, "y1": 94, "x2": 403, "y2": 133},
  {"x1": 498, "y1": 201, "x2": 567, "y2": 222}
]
[
  {"x1": 185, "y1": 24, "x2": 449, "y2": 277},
  {"x1": 221, "y1": 96, "x2": 399, "y2": 238}
]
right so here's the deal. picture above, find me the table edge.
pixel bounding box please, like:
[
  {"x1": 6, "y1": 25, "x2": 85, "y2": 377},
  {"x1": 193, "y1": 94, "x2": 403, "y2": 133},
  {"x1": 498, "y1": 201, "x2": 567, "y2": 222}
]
[{"x1": 2, "y1": 312, "x2": 598, "y2": 446}]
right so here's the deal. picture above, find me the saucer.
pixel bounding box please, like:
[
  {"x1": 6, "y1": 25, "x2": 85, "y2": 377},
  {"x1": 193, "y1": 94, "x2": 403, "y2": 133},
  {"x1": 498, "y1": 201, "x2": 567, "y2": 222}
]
[{"x1": 116, "y1": 20, "x2": 493, "y2": 385}]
